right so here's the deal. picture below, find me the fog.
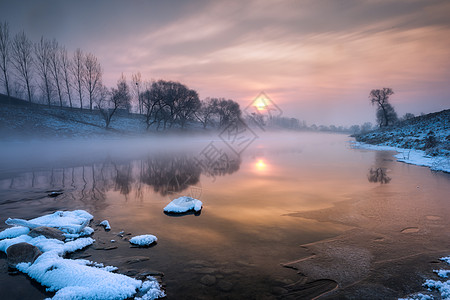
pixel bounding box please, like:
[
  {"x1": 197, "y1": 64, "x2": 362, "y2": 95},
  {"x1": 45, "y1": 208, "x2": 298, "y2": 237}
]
[{"x1": 0, "y1": 131, "x2": 346, "y2": 178}]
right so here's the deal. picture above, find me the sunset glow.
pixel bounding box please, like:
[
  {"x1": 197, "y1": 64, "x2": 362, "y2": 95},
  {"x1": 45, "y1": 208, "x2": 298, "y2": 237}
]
[
  {"x1": 255, "y1": 159, "x2": 267, "y2": 172},
  {"x1": 1, "y1": 0, "x2": 449, "y2": 126}
]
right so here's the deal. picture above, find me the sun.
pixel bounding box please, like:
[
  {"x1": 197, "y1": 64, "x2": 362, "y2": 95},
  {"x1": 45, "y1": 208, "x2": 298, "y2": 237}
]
[
  {"x1": 254, "y1": 98, "x2": 268, "y2": 111},
  {"x1": 255, "y1": 159, "x2": 266, "y2": 171}
]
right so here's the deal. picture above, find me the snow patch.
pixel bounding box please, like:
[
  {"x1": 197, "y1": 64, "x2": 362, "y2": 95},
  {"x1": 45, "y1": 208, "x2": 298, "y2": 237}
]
[
  {"x1": 0, "y1": 210, "x2": 165, "y2": 300},
  {"x1": 100, "y1": 220, "x2": 111, "y2": 230},
  {"x1": 0, "y1": 226, "x2": 29, "y2": 240},
  {"x1": 130, "y1": 235, "x2": 158, "y2": 247},
  {"x1": 164, "y1": 196, "x2": 202, "y2": 213},
  {"x1": 413, "y1": 255, "x2": 450, "y2": 300},
  {"x1": 351, "y1": 142, "x2": 450, "y2": 173}
]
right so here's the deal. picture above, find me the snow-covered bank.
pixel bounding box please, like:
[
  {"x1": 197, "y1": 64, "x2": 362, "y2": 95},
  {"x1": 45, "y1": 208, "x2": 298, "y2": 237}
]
[
  {"x1": 352, "y1": 109, "x2": 450, "y2": 173},
  {"x1": 0, "y1": 210, "x2": 165, "y2": 300},
  {"x1": 400, "y1": 256, "x2": 450, "y2": 300},
  {"x1": 351, "y1": 142, "x2": 450, "y2": 173}
]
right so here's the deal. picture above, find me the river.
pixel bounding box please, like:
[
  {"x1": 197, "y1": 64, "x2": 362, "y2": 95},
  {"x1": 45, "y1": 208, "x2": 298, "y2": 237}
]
[{"x1": 0, "y1": 132, "x2": 449, "y2": 299}]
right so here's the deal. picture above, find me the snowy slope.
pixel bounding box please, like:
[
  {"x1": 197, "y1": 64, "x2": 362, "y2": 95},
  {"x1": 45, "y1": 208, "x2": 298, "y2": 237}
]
[{"x1": 352, "y1": 109, "x2": 450, "y2": 172}]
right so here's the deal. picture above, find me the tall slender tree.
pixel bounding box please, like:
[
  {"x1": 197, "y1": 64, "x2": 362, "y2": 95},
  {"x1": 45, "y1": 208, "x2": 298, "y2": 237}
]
[
  {"x1": 11, "y1": 31, "x2": 34, "y2": 103},
  {"x1": 60, "y1": 46, "x2": 73, "y2": 108},
  {"x1": 0, "y1": 22, "x2": 11, "y2": 98},
  {"x1": 83, "y1": 52, "x2": 102, "y2": 110},
  {"x1": 71, "y1": 48, "x2": 84, "y2": 109},
  {"x1": 35, "y1": 36, "x2": 52, "y2": 106},
  {"x1": 49, "y1": 39, "x2": 63, "y2": 107}
]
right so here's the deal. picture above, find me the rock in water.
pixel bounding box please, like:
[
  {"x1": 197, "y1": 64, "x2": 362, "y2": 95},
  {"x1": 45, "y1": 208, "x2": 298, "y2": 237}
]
[
  {"x1": 48, "y1": 191, "x2": 63, "y2": 197},
  {"x1": 28, "y1": 226, "x2": 65, "y2": 241},
  {"x1": 200, "y1": 275, "x2": 216, "y2": 286},
  {"x1": 6, "y1": 242, "x2": 42, "y2": 267},
  {"x1": 164, "y1": 196, "x2": 203, "y2": 214}
]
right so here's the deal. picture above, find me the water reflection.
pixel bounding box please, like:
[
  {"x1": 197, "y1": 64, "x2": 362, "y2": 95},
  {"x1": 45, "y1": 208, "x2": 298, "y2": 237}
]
[
  {"x1": 367, "y1": 167, "x2": 391, "y2": 184},
  {"x1": 367, "y1": 151, "x2": 392, "y2": 184},
  {"x1": 0, "y1": 152, "x2": 242, "y2": 204},
  {"x1": 140, "y1": 155, "x2": 201, "y2": 196}
]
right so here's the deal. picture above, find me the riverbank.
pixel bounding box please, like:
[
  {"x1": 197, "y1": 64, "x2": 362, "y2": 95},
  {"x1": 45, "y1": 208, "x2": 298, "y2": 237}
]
[
  {"x1": 352, "y1": 109, "x2": 450, "y2": 173},
  {"x1": 351, "y1": 142, "x2": 450, "y2": 173}
]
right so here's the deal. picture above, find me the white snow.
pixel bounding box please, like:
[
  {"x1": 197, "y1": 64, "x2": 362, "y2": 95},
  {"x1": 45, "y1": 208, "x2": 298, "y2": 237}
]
[
  {"x1": 6, "y1": 210, "x2": 94, "y2": 236},
  {"x1": 403, "y1": 255, "x2": 450, "y2": 300},
  {"x1": 164, "y1": 196, "x2": 203, "y2": 213},
  {"x1": 136, "y1": 277, "x2": 166, "y2": 300},
  {"x1": 0, "y1": 226, "x2": 29, "y2": 239},
  {"x1": 0, "y1": 210, "x2": 165, "y2": 300},
  {"x1": 351, "y1": 142, "x2": 450, "y2": 173},
  {"x1": 130, "y1": 235, "x2": 158, "y2": 246},
  {"x1": 100, "y1": 220, "x2": 111, "y2": 230}
]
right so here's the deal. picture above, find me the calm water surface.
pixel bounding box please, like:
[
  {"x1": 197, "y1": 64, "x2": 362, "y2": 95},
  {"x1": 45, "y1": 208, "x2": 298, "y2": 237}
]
[{"x1": 0, "y1": 132, "x2": 448, "y2": 299}]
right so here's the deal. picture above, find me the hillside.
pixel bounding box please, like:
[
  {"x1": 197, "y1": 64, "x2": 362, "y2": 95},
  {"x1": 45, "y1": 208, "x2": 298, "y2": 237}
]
[
  {"x1": 353, "y1": 109, "x2": 450, "y2": 156},
  {"x1": 352, "y1": 109, "x2": 450, "y2": 173},
  {"x1": 0, "y1": 94, "x2": 203, "y2": 139}
]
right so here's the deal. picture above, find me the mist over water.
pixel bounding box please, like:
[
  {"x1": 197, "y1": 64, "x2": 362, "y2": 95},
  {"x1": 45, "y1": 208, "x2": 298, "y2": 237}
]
[{"x1": 1, "y1": 132, "x2": 449, "y2": 299}]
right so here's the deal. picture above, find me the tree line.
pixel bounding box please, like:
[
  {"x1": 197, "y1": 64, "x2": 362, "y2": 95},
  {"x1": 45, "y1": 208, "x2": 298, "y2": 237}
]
[{"x1": 0, "y1": 21, "x2": 243, "y2": 130}]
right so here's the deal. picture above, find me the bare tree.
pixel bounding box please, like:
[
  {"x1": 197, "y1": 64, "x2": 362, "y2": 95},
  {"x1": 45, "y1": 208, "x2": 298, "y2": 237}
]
[
  {"x1": 96, "y1": 84, "x2": 112, "y2": 127},
  {"x1": 115, "y1": 73, "x2": 131, "y2": 112},
  {"x1": 195, "y1": 98, "x2": 218, "y2": 129},
  {"x1": 11, "y1": 31, "x2": 34, "y2": 102},
  {"x1": 142, "y1": 82, "x2": 164, "y2": 130},
  {"x1": 131, "y1": 72, "x2": 142, "y2": 114},
  {"x1": 97, "y1": 74, "x2": 130, "y2": 128},
  {"x1": 71, "y1": 48, "x2": 84, "y2": 109},
  {"x1": 0, "y1": 22, "x2": 11, "y2": 98},
  {"x1": 216, "y1": 98, "x2": 242, "y2": 128},
  {"x1": 49, "y1": 39, "x2": 63, "y2": 107},
  {"x1": 83, "y1": 52, "x2": 102, "y2": 110},
  {"x1": 60, "y1": 46, "x2": 73, "y2": 108},
  {"x1": 34, "y1": 36, "x2": 52, "y2": 106},
  {"x1": 376, "y1": 102, "x2": 397, "y2": 127},
  {"x1": 175, "y1": 88, "x2": 200, "y2": 128},
  {"x1": 369, "y1": 88, "x2": 397, "y2": 127}
]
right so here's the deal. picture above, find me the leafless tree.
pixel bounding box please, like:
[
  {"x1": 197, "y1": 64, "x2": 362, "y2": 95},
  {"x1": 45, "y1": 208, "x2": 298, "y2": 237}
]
[
  {"x1": 60, "y1": 46, "x2": 73, "y2": 108},
  {"x1": 97, "y1": 74, "x2": 130, "y2": 128},
  {"x1": 216, "y1": 98, "x2": 242, "y2": 128},
  {"x1": 35, "y1": 36, "x2": 52, "y2": 106},
  {"x1": 11, "y1": 30, "x2": 34, "y2": 102},
  {"x1": 369, "y1": 88, "x2": 397, "y2": 127},
  {"x1": 142, "y1": 82, "x2": 164, "y2": 130},
  {"x1": 195, "y1": 97, "x2": 218, "y2": 129},
  {"x1": 49, "y1": 39, "x2": 63, "y2": 107},
  {"x1": 131, "y1": 72, "x2": 142, "y2": 114},
  {"x1": 175, "y1": 88, "x2": 200, "y2": 128},
  {"x1": 83, "y1": 52, "x2": 102, "y2": 110},
  {"x1": 71, "y1": 48, "x2": 84, "y2": 109},
  {"x1": 0, "y1": 22, "x2": 11, "y2": 98}
]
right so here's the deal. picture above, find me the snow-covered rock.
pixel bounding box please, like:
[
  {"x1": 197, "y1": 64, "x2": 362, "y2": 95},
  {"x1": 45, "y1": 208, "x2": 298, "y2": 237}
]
[
  {"x1": 130, "y1": 235, "x2": 158, "y2": 247},
  {"x1": 0, "y1": 210, "x2": 165, "y2": 300},
  {"x1": 99, "y1": 220, "x2": 111, "y2": 230},
  {"x1": 164, "y1": 196, "x2": 203, "y2": 213}
]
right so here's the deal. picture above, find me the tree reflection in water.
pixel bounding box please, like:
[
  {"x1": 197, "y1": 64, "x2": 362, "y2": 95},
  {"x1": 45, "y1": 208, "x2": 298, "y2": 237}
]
[
  {"x1": 0, "y1": 151, "x2": 242, "y2": 207},
  {"x1": 367, "y1": 167, "x2": 391, "y2": 184},
  {"x1": 367, "y1": 151, "x2": 393, "y2": 184}
]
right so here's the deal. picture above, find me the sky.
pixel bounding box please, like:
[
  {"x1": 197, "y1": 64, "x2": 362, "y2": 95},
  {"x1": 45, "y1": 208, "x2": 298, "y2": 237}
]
[{"x1": 1, "y1": 0, "x2": 449, "y2": 126}]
